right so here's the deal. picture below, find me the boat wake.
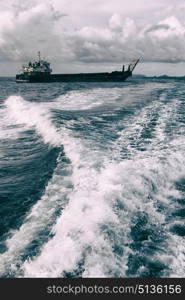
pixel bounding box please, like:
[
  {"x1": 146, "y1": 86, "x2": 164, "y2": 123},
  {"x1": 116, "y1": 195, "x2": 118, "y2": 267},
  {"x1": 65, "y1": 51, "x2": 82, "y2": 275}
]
[{"x1": 0, "y1": 81, "x2": 185, "y2": 277}]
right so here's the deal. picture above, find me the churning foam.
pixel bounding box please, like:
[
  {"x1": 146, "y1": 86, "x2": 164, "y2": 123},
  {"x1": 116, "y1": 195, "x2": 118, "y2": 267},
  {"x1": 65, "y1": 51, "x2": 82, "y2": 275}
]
[
  {"x1": 22, "y1": 141, "x2": 185, "y2": 277},
  {"x1": 53, "y1": 82, "x2": 170, "y2": 111},
  {"x1": 22, "y1": 94, "x2": 185, "y2": 277},
  {"x1": 22, "y1": 133, "x2": 122, "y2": 277},
  {"x1": 0, "y1": 153, "x2": 73, "y2": 277},
  {"x1": 1, "y1": 85, "x2": 185, "y2": 278},
  {"x1": 5, "y1": 96, "x2": 61, "y2": 146}
]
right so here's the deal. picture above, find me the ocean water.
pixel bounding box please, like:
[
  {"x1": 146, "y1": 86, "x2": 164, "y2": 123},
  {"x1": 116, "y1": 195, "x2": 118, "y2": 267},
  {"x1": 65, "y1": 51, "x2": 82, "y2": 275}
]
[{"x1": 0, "y1": 76, "x2": 185, "y2": 278}]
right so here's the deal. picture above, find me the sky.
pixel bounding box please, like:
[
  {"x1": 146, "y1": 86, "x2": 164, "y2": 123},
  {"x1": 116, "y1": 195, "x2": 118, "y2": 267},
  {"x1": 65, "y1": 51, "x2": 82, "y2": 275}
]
[{"x1": 1, "y1": 0, "x2": 185, "y2": 76}]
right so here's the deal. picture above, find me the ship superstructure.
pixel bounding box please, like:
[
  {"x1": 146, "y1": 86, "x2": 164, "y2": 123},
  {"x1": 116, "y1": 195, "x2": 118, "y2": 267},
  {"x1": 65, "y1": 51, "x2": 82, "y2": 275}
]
[{"x1": 16, "y1": 52, "x2": 52, "y2": 82}]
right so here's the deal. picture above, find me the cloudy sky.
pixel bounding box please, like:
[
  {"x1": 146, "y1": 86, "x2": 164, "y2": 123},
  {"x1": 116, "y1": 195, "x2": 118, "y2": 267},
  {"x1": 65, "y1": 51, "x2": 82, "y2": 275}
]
[{"x1": 1, "y1": 0, "x2": 185, "y2": 75}]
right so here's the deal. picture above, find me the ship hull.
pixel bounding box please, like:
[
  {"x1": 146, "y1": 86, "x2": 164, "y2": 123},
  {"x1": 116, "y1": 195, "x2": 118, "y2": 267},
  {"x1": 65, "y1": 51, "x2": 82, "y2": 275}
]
[{"x1": 16, "y1": 71, "x2": 132, "y2": 83}]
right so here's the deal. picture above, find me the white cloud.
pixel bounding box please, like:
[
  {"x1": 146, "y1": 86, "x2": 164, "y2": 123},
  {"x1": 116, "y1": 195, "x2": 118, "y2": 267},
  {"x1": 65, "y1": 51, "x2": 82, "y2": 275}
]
[
  {"x1": 0, "y1": 0, "x2": 185, "y2": 75},
  {"x1": 109, "y1": 14, "x2": 123, "y2": 30},
  {"x1": 62, "y1": 14, "x2": 185, "y2": 64},
  {"x1": 0, "y1": 1, "x2": 65, "y2": 62}
]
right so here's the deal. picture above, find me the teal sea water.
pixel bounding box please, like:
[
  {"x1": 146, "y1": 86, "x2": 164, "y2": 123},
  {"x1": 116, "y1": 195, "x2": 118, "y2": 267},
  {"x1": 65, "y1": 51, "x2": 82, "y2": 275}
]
[{"x1": 0, "y1": 76, "x2": 184, "y2": 277}]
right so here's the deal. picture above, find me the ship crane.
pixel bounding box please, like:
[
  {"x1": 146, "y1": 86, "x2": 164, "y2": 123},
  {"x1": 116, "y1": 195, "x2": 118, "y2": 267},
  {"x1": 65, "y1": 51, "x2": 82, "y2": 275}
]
[{"x1": 128, "y1": 59, "x2": 140, "y2": 72}]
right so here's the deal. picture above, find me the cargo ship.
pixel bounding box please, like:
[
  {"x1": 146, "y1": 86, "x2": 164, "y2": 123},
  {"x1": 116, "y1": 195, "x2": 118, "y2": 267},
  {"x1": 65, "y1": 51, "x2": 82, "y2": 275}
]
[{"x1": 16, "y1": 52, "x2": 139, "y2": 83}]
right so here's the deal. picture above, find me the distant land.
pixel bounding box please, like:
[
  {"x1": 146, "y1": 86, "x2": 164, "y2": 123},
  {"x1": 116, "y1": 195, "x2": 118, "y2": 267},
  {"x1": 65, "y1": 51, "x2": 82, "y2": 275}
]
[{"x1": 133, "y1": 74, "x2": 185, "y2": 79}]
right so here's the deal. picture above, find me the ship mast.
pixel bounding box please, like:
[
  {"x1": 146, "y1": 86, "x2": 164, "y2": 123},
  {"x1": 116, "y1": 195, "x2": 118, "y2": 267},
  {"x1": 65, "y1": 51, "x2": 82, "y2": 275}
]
[{"x1": 38, "y1": 51, "x2": 41, "y2": 62}]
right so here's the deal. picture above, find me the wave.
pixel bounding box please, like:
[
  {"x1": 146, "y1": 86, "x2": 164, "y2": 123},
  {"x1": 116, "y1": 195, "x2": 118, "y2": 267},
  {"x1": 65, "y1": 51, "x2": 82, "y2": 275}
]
[
  {"x1": 4, "y1": 96, "x2": 61, "y2": 147},
  {"x1": 0, "y1": 152, "x2": 73, "y2": 277},
  {"x1": 52, "y1": 82, "x2": 171, "y2": 111},
  {"x1": 21, "y1": 90, "x2": 184, "y2": 277},
  {"x1": 1, "y1": 83, "x2": 184, "y2": 278}
]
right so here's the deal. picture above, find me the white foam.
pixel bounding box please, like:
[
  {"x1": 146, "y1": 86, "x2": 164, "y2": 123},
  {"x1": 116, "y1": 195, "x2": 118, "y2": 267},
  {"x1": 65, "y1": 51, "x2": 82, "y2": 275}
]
[
  {"x1": 22, "y1": 134, "x2": 120, "y2": 277},
  {"x1": 112, "y1": 98, "x2": 164, "y2": 160},
  {"x1": 0, "y1": 106, "x2": 22, "y2": 140},
  {"x1": 22, "y1": 135, "x2": 185, "y2": 277},
  {"x1": 0, "y1": 154, "x2": 73, "y2": 276},
  {"x1": 5, "y1": 96, "x2": 61, "y2": 146},
  {"x1": 111, "y1": 93, "x2": 185, "y2": 277},
  {"x1": 52, "y1": 82, "x2": 170, "y2": 111},
  {"x1": 2, "y1": 84, "x2": 185, "y2": 278}
]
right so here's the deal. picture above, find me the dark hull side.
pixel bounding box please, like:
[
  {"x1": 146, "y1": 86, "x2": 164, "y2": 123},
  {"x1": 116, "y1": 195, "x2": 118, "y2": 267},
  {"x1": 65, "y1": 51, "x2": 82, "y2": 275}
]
[{"x1": 16, "y1": 71, "x2": 132, "y2": 83}]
